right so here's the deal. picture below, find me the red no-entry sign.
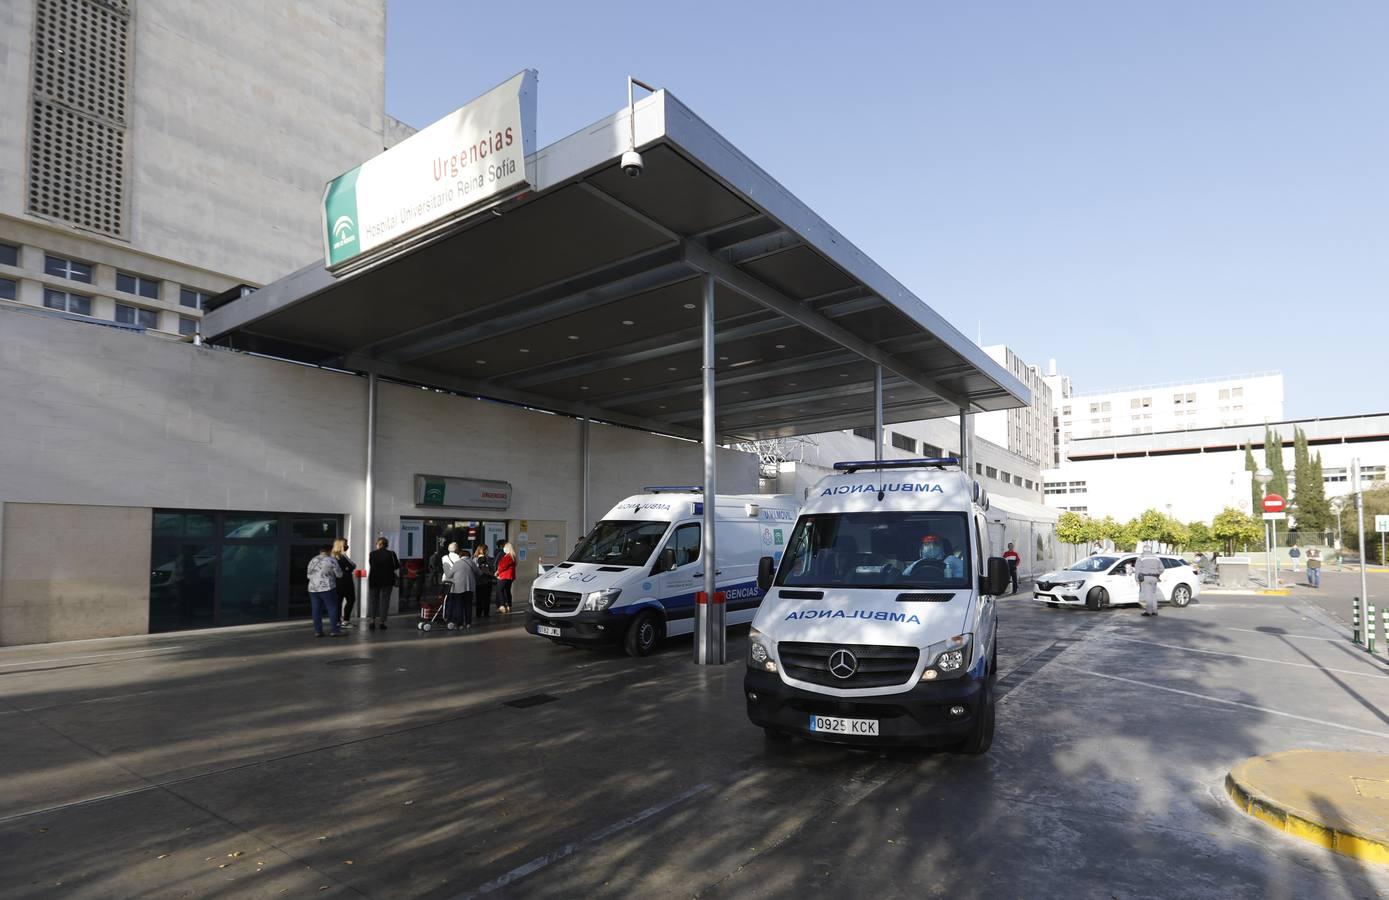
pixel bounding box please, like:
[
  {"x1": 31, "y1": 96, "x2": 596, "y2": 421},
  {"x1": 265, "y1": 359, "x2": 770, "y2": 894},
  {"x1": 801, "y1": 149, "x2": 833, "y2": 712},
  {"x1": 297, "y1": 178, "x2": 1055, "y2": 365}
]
[{"x1": 1263, "y1": 493, "x2": 1286, "y2": 513}]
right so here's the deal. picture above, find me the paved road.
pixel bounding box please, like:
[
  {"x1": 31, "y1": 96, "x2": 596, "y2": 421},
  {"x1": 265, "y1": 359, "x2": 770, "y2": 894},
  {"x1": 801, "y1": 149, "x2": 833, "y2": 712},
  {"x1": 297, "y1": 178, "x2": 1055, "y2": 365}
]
[{"x1": 2, "y1": 583, "x2": 1388, "y2": 899}]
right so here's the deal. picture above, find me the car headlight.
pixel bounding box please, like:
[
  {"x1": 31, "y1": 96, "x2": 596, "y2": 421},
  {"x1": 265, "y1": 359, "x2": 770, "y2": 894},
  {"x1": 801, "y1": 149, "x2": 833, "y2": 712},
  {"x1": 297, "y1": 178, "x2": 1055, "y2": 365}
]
[
  {"x1": 583, "y1": 588, "x2": 621, "y2": 611},
  {"x1": 1061, "y1": 580, "x2": 1085, "y2": 590},
  {"x1": 748, "y1": 628, "x2": 776, "y2": 672},
  {"x1": 920, "y1": 633, "x2": 973, "y2": 681}
]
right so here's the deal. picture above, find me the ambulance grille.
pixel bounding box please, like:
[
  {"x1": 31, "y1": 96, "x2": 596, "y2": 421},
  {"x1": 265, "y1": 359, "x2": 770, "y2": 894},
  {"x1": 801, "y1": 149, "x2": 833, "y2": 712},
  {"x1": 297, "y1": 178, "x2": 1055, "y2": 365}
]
[
  {"x1": 532, "y1": 589, "x2": 582, "y2": 613},
  {"x1": 778, "y1": 642, "x2": 920, "y2": 688}
]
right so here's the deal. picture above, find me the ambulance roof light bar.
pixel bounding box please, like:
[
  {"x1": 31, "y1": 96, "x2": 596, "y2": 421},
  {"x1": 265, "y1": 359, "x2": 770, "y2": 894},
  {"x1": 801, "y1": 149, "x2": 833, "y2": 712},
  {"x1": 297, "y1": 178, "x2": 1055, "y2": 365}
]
[
  {"x1": 833, "y1": 457, "x2": 961, "y2": 474},
  {"x1": 644, "y1": 485, "x2": 705, "y2": 494}
]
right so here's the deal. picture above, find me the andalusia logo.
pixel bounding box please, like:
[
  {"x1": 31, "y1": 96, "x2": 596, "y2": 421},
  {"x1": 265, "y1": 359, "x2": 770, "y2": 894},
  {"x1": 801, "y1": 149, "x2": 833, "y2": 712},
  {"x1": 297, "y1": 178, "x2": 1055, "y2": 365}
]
[
  {"x1": 324, "y1": 165, "x2": 362, "y2": 265},
  {"x1": 422, "y1": 479, "x2": 446, "y2": 505}
]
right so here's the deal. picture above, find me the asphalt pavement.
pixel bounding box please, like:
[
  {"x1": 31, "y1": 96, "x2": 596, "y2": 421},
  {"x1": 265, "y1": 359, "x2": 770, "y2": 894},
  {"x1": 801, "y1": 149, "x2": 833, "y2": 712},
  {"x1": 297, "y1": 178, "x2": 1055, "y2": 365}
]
[{"x1": 2, "y1": 576, "x2": 1389, "y2": 899}]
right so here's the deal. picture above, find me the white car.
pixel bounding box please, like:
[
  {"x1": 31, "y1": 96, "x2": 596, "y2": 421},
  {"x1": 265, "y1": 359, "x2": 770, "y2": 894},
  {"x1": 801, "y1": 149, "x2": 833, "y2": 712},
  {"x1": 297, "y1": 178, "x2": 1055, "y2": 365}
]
[{"x1": 1033, "y1": 554, "x2": 1199, "y2": 610}]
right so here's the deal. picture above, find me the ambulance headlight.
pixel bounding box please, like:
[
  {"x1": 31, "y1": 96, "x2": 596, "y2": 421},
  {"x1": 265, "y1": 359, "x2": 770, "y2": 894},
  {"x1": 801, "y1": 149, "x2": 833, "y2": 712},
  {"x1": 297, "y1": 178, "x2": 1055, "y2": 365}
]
[
  {"x1": 749, "y1": 628, "x2": 776, "y2": 672},
  {"x1": 583, "y1": 589, "x2": 621, "y2": 611},
  {"x1": 921, "y1": 634, "x2": 972, "y2": 681}
]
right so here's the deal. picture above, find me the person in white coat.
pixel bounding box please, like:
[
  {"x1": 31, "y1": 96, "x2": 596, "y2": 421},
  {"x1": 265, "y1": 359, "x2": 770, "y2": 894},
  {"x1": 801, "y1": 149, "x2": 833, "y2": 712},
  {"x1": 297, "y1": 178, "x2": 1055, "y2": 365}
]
[{"x1": 1134, "y1": 546, "x2": 1164, "y2": 617}]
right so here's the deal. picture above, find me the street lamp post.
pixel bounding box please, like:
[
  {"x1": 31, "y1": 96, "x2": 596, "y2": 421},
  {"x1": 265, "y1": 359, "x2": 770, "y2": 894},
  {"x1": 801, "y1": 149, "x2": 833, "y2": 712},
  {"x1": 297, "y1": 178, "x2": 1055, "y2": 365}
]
[
  {"x1": 1255, "y1": 467, "x2": 1274, "y2": 589},
  {"x1": 1331, "y1": 496, "x2": 1344, "y2": 552}
]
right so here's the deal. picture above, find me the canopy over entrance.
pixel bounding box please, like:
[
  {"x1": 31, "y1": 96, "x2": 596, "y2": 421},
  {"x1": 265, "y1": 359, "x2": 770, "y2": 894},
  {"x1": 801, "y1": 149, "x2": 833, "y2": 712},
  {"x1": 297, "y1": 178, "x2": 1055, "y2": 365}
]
[{"x1": 202, "y1": 89, "x2": 1029, "y2": 441}]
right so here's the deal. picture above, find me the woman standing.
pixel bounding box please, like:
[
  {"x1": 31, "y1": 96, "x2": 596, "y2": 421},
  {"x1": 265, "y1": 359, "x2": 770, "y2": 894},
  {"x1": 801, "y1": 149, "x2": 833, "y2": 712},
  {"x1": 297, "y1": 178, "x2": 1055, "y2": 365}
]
[
  {"x1": 496, "y1": 542, "x2": 517, "y2": 614},
  {"x1": 473, "y1": 544, "x2": 495, "y2": 622},
  {"x1": 332, "y1": 538, "x2": 357, "y2": 627}
]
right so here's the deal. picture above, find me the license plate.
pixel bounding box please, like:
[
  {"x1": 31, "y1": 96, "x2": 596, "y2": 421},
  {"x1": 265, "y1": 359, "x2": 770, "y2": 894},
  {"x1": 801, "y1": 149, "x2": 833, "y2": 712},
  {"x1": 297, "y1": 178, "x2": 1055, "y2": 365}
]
[
  {"x1": 537, "y1": 624, "x2": 561, "y2": 637},
  {"x1": 808, "y1": 714, "x2": 879, "y2": 736}
]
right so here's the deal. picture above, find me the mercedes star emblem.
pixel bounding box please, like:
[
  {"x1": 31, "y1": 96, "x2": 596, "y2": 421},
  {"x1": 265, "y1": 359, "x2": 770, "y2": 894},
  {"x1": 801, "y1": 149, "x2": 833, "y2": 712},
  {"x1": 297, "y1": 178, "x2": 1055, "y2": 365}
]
[
  {"x1": 828, "y1": 648, "x2": 858, "y2": 679},
  {"x1": 544, "y1": 593, "x2": 557, "y2": 609}
]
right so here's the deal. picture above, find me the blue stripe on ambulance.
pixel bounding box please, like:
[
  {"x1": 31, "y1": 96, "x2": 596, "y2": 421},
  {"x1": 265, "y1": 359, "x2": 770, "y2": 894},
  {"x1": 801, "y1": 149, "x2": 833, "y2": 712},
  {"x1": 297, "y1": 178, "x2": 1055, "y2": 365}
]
[{"x1": 608, "y1": 581, "x2": 763, "y2": 619}]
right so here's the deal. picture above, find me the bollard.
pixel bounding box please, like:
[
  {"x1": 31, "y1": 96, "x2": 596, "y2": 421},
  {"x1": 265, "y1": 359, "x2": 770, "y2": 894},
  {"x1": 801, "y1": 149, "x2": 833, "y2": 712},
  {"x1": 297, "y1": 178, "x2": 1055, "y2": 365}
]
[
  {"x1": 1383, "y1": 610, "x2": 1389, "y2": 657},
  {"x1": 1370, "y1": 605, "x2": 1378, "y2": 654},
  {"x1": 1353, "y1": 597, "x2": 1362, "y2": 644}
]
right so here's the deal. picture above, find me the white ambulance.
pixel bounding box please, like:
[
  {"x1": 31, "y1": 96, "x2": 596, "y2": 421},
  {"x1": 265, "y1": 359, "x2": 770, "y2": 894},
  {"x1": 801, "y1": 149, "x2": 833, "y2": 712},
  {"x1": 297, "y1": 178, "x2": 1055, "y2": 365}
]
[
  {"x1": 744, "y1": 459, "x2": 1010, "y2": 753},
  {"x1": 526, "y1": 489, "x2": 800, "y2": 656}
]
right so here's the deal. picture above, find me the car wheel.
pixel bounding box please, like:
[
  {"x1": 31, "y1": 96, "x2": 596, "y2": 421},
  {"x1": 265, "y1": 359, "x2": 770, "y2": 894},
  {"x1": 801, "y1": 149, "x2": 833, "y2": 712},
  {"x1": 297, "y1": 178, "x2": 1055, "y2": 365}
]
[
  {"x1": 1170, "y1": 584, "x2": 1192, "y2": 608},
  {"x1": 1086, "y1": 587, "x2": 1108, "y2": 611},
  {"x1": 955, "y1": 679, "x2": 995, "y2": 755},
  {"x1": 624, "y1": 610, "x2": 662, "y2": 657}
]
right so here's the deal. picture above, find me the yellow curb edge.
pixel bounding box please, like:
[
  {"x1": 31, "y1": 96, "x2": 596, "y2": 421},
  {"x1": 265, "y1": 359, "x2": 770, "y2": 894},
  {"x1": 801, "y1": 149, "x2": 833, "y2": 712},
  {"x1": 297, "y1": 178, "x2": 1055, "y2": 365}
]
[
  {"x1": 1256, "y1": 589, "x2": 1292, "y2": 596},
  {"x1": 1225, "y1": 773, "x2": 1389, "y2": 865}
]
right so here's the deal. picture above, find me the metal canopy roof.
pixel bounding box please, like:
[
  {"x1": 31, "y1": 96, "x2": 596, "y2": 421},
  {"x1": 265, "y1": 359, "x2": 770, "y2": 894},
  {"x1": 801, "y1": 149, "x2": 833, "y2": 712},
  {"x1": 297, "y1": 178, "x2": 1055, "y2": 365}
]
[{"x1": 202, "y1": 90, "x2": 1030, "y2": 442}]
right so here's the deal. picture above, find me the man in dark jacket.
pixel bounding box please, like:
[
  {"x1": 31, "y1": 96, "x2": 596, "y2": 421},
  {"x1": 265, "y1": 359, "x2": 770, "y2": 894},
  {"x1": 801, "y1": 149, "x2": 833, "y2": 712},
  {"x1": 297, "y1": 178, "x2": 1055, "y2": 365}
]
[{"x1": 367, "y1": 537, "x2": 400, "y2": 631}]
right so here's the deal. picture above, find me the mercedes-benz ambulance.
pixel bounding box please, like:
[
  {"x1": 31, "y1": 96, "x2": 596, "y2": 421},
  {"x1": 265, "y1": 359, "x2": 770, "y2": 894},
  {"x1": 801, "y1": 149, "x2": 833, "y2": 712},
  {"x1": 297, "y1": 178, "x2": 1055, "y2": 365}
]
[
  {"x1": 526, "y1": 489, "x2": 800, "y2": 656},
  {"x1": 744, "y1": 458, "x2": 1010, "y2": 753}
]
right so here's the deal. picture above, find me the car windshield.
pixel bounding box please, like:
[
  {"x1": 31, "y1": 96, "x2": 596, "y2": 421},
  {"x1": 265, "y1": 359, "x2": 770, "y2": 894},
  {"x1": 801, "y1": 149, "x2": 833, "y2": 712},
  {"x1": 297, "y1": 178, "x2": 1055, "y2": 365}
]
[
  {"x1": 568, "y1": 520, "x2": 669, "y2": 567},
  {"x1": 1068, "y1": 556, "x2": 1118, "y2": 572},
  {"x1": 776, "y1": 511, "x2": 972, "y2": 590}
]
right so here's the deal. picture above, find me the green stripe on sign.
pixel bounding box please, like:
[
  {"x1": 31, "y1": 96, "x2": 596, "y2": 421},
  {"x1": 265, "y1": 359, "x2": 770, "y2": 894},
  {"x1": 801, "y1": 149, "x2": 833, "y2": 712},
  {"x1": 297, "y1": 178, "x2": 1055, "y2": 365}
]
[{"x1": 325, "y1": 166, "x2": 362, "y2": 266}]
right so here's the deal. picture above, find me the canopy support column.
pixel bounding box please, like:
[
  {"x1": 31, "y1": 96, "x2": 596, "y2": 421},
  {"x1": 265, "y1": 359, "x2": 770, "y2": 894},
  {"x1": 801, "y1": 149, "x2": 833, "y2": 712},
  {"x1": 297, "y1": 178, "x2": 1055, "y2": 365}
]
[
  {"x1": 695, "y1": 273, "x2": 723, "y2": 665},
  {"x1": 959, "y1": 407, "x2": 970, "y2": 478},
  {"x1": 873, "y1": 366, "x2": 884, "y2": 461},
  {"x1": 580, "y1": 417, "x2": 591, "y2": 541},
  {"x1": 361, "y1": 370, "x2": 378, "y2": 623}
]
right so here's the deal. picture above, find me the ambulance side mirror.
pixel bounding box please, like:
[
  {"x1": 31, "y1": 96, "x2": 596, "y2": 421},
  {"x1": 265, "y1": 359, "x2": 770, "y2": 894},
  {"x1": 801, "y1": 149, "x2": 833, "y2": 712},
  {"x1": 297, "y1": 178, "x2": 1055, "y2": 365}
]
[
  {"x1": 656, "y1": 548, "x2": 676, "y2": 573},
  {"x1": 984, "y1": 557, "x2": 1011, "y2": 596},
  {"x1": 757, "y1": 556, "x2": 776, "y2": 593}
]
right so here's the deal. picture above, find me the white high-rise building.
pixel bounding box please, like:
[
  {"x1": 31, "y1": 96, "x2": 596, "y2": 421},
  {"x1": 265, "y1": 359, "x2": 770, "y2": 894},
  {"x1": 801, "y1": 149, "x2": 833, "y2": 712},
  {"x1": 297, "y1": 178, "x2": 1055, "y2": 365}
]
[
  {"x1": 974, "y1": 344, "x2": 1056, "y2": 469},
  {"x1": 1053, "y1": 371, "x2": 1284, "y2": 463}
]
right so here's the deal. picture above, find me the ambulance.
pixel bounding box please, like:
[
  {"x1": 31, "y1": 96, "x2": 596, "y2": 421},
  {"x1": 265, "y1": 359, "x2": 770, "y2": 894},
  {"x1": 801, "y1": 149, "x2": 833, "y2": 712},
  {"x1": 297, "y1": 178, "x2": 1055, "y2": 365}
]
[
  {"x1": 526, "y1": 488, "x2": 800, "y2": 656},
  {"x1": 744, "y1": 458, "x2": 1010, "y2": 753}
]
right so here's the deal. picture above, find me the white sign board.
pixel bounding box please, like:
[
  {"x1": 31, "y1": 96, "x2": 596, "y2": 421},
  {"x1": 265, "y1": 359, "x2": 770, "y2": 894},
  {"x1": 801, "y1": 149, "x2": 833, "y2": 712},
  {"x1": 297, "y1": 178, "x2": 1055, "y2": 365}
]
[
  {"x1": 324, "y1": 70, "x2": 537, "y2": 270},
  {"x1": 1262, "y1": 511, "x2": 1287, "y2": 521},
  {"x1": 398, "y1": 520, "x2": 424, "y2": 559},
  {"x1": 1377, "y1": 514, "x2": 1389, "y2": 533},
  {"x1": 415, "y1": 475, "x2": 512, "y2": 510}
]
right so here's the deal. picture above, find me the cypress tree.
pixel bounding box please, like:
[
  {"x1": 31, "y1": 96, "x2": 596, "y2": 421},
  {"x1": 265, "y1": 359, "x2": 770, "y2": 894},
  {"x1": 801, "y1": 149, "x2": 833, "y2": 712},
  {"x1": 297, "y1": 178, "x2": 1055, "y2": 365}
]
[
  {"x1": 1265, "y1": 428, "x2": 1289, "y2": 500},
  {"x1": 1244, "y1": 440, "x2": 1260, "y2": 514}
]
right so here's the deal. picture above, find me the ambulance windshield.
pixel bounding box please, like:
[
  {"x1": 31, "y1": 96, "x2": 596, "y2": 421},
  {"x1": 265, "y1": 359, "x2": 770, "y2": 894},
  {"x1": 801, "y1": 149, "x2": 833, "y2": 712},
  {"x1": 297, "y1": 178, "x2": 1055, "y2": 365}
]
[
  {"x1": 568, "y1": 520, "x2": 669, "y2": 567},
  {"x1": 776, "y1": 512, "x2": 972, "y2": 590}
]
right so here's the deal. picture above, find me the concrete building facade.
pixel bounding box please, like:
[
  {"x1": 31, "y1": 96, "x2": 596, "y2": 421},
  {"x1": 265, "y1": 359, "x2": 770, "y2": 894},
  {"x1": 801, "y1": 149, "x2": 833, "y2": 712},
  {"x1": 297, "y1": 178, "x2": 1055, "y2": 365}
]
[
  {"x1": 0, "y1": 307, "x2": 757, "y2": 645},
  {"x1": 0, "y1": 0, "x2": 397, "y2": 337},
  {"x1": 1042, "y1": 413, "x2": 1389, "y2": 529},
  {"x1": 974, "y1": 345, "x2": 1055, "y2": 470}
]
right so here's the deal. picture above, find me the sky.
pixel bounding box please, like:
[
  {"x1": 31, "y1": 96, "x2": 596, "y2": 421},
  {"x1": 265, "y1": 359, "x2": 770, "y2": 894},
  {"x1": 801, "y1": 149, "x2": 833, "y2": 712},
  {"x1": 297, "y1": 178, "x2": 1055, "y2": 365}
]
[{"x1": 385, "y1": 1, "x2": 1387, "y2": 421}]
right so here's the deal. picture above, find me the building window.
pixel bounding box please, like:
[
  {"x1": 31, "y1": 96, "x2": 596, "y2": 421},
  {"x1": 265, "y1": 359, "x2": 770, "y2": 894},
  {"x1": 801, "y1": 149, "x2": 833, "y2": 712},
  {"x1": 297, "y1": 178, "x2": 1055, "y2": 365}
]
[
  {"x1": 44, "y1": 254, "x2": 92, "y2": 283},
  {"x1": 180, "y1": 287, "x2": 211, "y2": 310},
  {"x1": 1062, "y1": 406, "x2": 1071, "y2": 416},
  {"x1": 999, "y1": 470, "x2": 1011, "y2": 483},
  {"x1": 922, "y1": 443, "x2": 942, "y2": 458},
  {"x1": 1025, "y1": 479, "x2": 1034, "y2": 489},
  {"x1": 1232, "y1": 386, "x2": 1243, "y2": 398},
  {"x1": 890, "y1": 432, "x2": 917, "y2": 453},
  {"x1": 0, "y1": 242, "x2": 17, "y2": 267},
  {"x1": 43, "y1": 288, "x2": 91, "y2": 315},
  {"x1": 975, "y1": 463, "x2": 983, "y2": 475},
  {"x1": 115, "y1": 303, "x2": 159, "y2": 328},
  {"x1": 985, "y1": 466, "x2": 997, "y2": 479},
  {"x1": 116, "y1": 271, "x2": 160, "y2": 299},
  {"x1": 1219, "y1": 388, "x2": 1230, "y2": 400},
  {"x1": 179, "y1": 315, "x2": 197, "y2": 336},
  {"x1": 0, "y1": 278, "x2": 15, "y2": 301}
]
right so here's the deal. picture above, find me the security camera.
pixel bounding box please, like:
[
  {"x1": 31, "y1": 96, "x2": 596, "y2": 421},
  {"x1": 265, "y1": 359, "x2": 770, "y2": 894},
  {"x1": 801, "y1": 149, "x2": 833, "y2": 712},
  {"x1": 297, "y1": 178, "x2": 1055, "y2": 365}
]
[{"x1": 621, "y1": 150, "x2": 643, "y2": 178}]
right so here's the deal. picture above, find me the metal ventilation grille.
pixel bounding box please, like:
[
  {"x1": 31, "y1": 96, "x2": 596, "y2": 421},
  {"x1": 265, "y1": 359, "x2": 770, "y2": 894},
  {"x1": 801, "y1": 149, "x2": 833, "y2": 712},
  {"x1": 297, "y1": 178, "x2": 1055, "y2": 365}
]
[{"x1": 26, "y1": 0, "x2": 132, "y2": 237}]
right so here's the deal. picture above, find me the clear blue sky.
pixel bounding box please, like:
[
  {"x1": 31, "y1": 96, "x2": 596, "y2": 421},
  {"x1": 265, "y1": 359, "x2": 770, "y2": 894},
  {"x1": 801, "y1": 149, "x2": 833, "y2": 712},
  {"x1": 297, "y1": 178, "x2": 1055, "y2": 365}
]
[{"x1": 386, "y1": 1, "x2": 1386, "y2": 420}]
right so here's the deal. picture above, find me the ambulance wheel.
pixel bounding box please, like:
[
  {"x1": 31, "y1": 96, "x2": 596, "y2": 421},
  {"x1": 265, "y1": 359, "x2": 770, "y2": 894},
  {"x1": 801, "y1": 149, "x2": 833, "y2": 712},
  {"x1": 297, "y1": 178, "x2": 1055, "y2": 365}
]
[
  {"x1": 624, "y1": 611, "x2": 662, "y2": 657},
  {"x1": 956, "y1": 680, "x2": 995, "y2": 755},
  {"x1": 1086, "y1": 587, "x2": 1108, "y2": 611},
  {"x1": 763, "y1": 728, "x2": 792, "y2": 743},
  {"x1": 1170, "y1": 584, "x2": 1192, "y2": 608}
]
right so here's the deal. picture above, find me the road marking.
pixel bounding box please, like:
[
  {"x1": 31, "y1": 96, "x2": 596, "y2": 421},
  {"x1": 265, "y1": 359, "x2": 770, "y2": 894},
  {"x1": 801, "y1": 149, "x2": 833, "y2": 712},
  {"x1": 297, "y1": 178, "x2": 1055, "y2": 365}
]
[
  {"x1": 1106, "y1": 635, "x2": 1389, "y2": 680},
  {"x1": 0, "y1": 647, "x2": 184, "y2": 670},
  {"x1": 1225, "y1": 627, "x2": 1343, "y2": 643},
  {"x1": 451, "y1": 780, "x2": 715, "y2": 898},
  {"x1": 1076, "y1": 670, "x2": 1389, "y2": 738}
]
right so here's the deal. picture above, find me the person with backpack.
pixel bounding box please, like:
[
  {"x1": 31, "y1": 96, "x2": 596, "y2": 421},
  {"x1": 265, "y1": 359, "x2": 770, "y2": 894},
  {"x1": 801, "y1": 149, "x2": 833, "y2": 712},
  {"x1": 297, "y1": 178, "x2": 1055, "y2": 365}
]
[{"x1": 366, "y1": 536, "x2": 400, "y2": 630}]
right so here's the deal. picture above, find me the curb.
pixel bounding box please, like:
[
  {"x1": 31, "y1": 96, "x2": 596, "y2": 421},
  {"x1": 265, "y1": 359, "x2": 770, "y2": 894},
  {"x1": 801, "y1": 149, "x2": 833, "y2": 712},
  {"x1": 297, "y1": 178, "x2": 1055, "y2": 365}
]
[{"x1": 1225, "y1": 772, "x2": 1389, "y2": 865}]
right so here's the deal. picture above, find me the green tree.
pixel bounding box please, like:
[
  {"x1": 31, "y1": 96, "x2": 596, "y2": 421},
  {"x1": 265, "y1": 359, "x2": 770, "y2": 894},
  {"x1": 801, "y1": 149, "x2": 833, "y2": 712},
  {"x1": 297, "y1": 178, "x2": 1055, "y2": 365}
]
[
  {"x1": 1186, "y1": 521, "x2": 1217, "y2": 552},
  {"x1": 1134, "y1": 508, "x2": 1167, "y2": 544},
  {"x1": 1212, "y1": 506, "x2": 1262, "y2": 554},
  {"x1": 1055, "y1": 511, "x2": 1089, "y2": 547},
  {"x1": 1113, "y1": 517, "x2": 1141, "y2": 551},
  {"x1": 1244, "y1": 440, "x2": 1260, "y2": 514},
  {"x1": 1264, "y1": 428, "x2": 1289, "y2": 501},
  {"x1": 1096, "y1": 515, "x2": 1123, "y2": 546},
  {"x1": 1162, "y1": 516, "x2": 1190, "y2": 550},
  {"x1": 1341, "y1": 484, "x2": 1389, "y2": 563},
  {"x1": 1289, "y1": 430, "x2": 1330, "y2": 536}
]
